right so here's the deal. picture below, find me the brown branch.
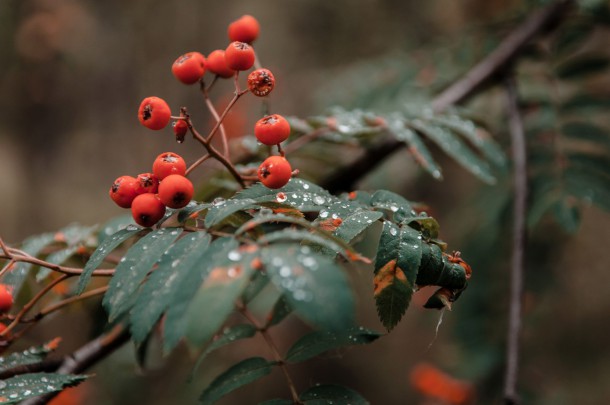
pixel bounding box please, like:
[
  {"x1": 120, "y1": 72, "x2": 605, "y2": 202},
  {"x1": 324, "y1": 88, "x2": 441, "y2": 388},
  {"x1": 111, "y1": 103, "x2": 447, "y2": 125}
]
[
  {"x1": 20, "y1": 325, "x2": 131, "y2": 405},
  {"x1": 23, "y1": 286, "x2": 109, "y2": 323},
  {"x1": 201, "y1": 80, "x2": 230, "y2": 159},
  {"x1": 503, "y1": 76, "x2": 528, "y2": 405},
  {"x1": 320, "y1": 0, "x2": 575, "y2": 193},
  {"x1": 0, "y1": 252, "x2": 114, "y2": 277}
]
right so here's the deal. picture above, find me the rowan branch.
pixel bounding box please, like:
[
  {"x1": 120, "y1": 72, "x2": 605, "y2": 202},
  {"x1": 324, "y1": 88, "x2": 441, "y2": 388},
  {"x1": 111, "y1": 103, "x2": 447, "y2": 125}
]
[{"x1": 321, "y1": 0, "x2": 574, "y2": 193}]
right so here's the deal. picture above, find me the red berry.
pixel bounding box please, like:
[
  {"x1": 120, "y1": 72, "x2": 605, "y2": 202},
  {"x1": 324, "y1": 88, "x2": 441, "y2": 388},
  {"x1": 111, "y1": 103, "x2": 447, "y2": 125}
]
[
  {"x1": 0, "y1": 285, "x2": 14, "y2": 313},
  {"x1": 131, "y1": 193, "x2": 166, "y2": 227},
  {"x1": 206, "y1": 50, "x2": 236, "y2": 78},
  {"x1": 109, "y1": 175, "x2": 139, "y2": 208},
  {"x1": 158, "y1": 174, "x2": 194, "y2": 209},
  {"x1": 153, "y1": 152, "x2": 187, "y2": 180},
  {"x1": 228, "y1": 15, "x2": 260, "y2": 44},
  {"x1": 258, "y1": 156, "x2": 292, "y2": 189},
  {"x1": 138, "y1": 97, "x2": 171, "y2": 130},
  {"x1": 248, "y1": 68, "x2": 275, "y2": 97},
  {"x1": 254, "y1": 114, "x2": 291, "y2": 145},
  {"x1": 225, "y1": 42, "x2": 255, "y2": 71},
  {"x1": 172, "y1": 52, "x2": 206, "y2": 84},
  {"x1": 135, "y1": 173, "x2": 160, "y2": 195},
  {"x1": 173, "y1": 119, "x2": 188, "y2": 143}
]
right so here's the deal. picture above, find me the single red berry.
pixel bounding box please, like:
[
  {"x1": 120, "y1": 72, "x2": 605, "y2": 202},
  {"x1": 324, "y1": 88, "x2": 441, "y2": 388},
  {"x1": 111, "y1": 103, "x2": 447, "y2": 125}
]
[
  {"x1": 0, "y1": 285, "x2": 14, "y2": 313},
  {"x1": 172, "y1": 52, "x2": 206, "y2": 84},
  {"x1": 173, "y1": 119, "x2": 188, "y2": 143},
  {"x1": 158, "y1": 174, "x2": 194, "y2": 209},
  {"x1": 135, "y1": 173, "x2": 160, "y2": 195},
  {"x1": 138, "y1": 97, "x2": 171, "y2": 130},
  {"x1": 225, "y1": 41, "x2": 255, "y2": 71},
  {"x1": 254, "y1": 114, "x2": 291, "y2": 145},
  {"x1": 228, "y1": 15, "x2": 260, "y2": 43},
  {"x1": 153, "y1": 152, "x2": 187, "y2": 180},
  {"x1": 248, "y1": 68, "x2": 275, "y2": 97},
  {"x1": 258, "y1": 156, "x2": 292, "y2": 189},
  {"x1": 109, "y1": 175, "x2": 139, "y2": 208},
  {"x1": 206, "y1": 50, "x2": 236, "y2": 78},
  {"x1": 131, "y1": 193, "x2": 166, "y2": 227}
]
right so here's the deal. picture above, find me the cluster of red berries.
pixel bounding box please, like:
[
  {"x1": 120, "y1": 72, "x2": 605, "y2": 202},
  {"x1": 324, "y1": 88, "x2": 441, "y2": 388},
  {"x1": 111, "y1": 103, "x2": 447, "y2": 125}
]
[
  {"x1": 109, "y1": 152, "x2": 194, "y2": 227},
  {"x1": 114, "y1": 15, "x2": 295, "y2": 221}
]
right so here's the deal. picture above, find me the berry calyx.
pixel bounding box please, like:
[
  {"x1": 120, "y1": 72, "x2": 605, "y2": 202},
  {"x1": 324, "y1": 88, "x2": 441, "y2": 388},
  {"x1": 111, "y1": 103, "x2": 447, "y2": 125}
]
[
  {"x1": 225, "y1": 42, "x2": 255, "y2": 71},
  {"x1": 138, "y1": 97, "x2": 171, "y2": 130},
  {"x1": 0, "y1": 284, "x2": 14, "y2": 313},
  {"x1": 135, "y1": 173, "x2": 160, "y2": 195},
  {"x1": 172, "y1": 52, "x2": 206, "y2": 85},
  {"x1": 228, "y1": 15, "x2": 260, "y2": 44},
  {"x1": 109, "y1": 175, "x2": 139, "y2": 208},
  {"x1": 254, "y1": 114, "x2": 291, "y2": 145},
  {"x1": 153, "y1": 152, "x2": 187, "y2": 180},
  {"x1": 248, "y1": 68, "x2": 275, "y2": 97},
  {"x1": 173, "y1": 119, "x2": 188, "y2": 142},
  {"x1": 258, "y1": 156, "x2": 292, "y2": 189},
  {"x1": 158, "y1": 174, "x2": 194, "y2": 209},
  {"x1": 131, "y1": 193, "x2": 166, "y2": 227},
  {"x1": 206, "y1": 50, "x2": 236, "y2": 78}
]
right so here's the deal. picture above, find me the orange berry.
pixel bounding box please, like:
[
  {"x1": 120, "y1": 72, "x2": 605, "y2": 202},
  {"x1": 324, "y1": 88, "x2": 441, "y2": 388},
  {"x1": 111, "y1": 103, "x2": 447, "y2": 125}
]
[
  {"x1": 225, "y1": 41, "x2": 255, "y2": 71},
  {"x1": 254, "y1": 114, "x2": 291, "y2": 145},
  {"x1": 228, "y1": 15, "x2": 260, "y2": 44},
  {"x1": 247, "y1": 68, "x2": 275, "y2": 97},
  {"x1": 153, "y1": 152, "x2": 186, "y2": 180},
  {"x1": 258, "y1": 156, "x2": 292, "y2": 189},
  {"x1": 172, "y1": 52, "x2": 206, "y2": 84},
  {"x1": 109, "y1": 175, "x2": 139, "y2": 208},
  {"x1": 135, "y1": 173, "x2": 160, "y2": 195},
  {"x1": 206, "y1": 50, "x2": 236, "y2": 78},
  {"x1": 138, "y1": 97, "x2": 171, "y2": 130},
  {"x1": 0, "y1": 284, "x2": 14, "y2": 313},
  {"x1": 131, "y1": 193, "x2": 166, "y2": 227},
  {"x1": 173, "y1": 120, "x2": 188, "y2": 142},
  {"x1": 158, "y1": 174, "x2": 194, "y2": 209}
]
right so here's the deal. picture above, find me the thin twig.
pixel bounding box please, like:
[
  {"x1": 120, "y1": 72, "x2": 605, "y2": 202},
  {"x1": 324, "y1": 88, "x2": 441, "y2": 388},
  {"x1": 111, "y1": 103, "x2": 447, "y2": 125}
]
[
  {"x1": 0, "y1": 237, "x2": 13, "y2": 258},
  {"x1": 238, "y1": 305, "x2": 301, "y2": 404},
  {"x1": 0, "y1": 252, "x2": 114, "y2": 277},
  {"x1": 23, "y1": 286, "x2": 109, "y2": 323},
  {"x1": 503, "y1": 75, "x2": 528, "y2": 405},
  {"x1": 20, "y1": 325, "x2": 131, "y2": 405},
  {"x1": 185, "y1": 154, "x2": 211, "y2": 176},
  {"x1": 201, "y1": 80, "x2": 231, "y2": 159}
]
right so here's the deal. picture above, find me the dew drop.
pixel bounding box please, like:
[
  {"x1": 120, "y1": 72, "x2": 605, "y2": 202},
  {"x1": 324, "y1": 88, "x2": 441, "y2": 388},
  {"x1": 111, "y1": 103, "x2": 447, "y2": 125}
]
[
  {"x1": 313, "y1": 196, "x2": 325, "y2": 205},
  {"x1": 228, "y1": 250, "x2": 242, "y2": 261},
  {"x1": 389, "y1": 227, "x2": 398, "y2": 236}
]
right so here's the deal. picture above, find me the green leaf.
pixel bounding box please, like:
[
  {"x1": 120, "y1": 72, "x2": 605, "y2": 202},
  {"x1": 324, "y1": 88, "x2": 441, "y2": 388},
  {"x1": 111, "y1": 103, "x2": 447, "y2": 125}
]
[
  {"x1": 163, "y1": 237, "x2": 239, "y2": 352},
  {"x1": 56, "y1": 224, "x2": 97, "y2": 246},
  {"x1": 561, "y1": 94, "x2": 610, "y2": 114},
  {"x1": 199, "y1": 357, "x2": 275, "y2": 405},
  {"x1": 258, "y1": 229, "x2": 360, "y2": 262},
  {"x1": 373, "y1": 222, "x2": 423, "y2": 330},
  {"x1": 261, "y1": 245, "x2": 354, "y2": 331},
  {"x1": 265, "y1": 295, "x2": 293, "y2": 327},
  {"x1": 129, "y1": 232, "x2": 211, "y2": 343},
  {"x1": 185, "y1": 260, "x2": 255, "y2": 347},
  {"x1": 76, "y1": 225, "x2": 143, "y2": 295},
  {"x1": 177, "y1": 202, "x2": 211, "y2": 222},
  {"x1": 205, "y1": 198, "x2": 257, "y2": 228},
  {"x1": 401, "y1": 214, "x2": 440, "y2": 240},
  {"x1": 234, "y1": 178, "x2": 335, "y2": 212},
  {"x1": 409, "y1": 120, "x2": 496, "y2": 184},
  {"x1": 565, "y1": 168, "x2": 610, "y2": 211},
  {"x1": 299, "y1": 384, "x2": 369, "y2": 405},
  {"x1": 241, "y1": 271, "x2": 270, "y2": 305},
  {"x1": 0, "y1": 373, "x2": 87, "y2": 404},
  {"x1": 3, "y1": 233, "x2": 55, "y2": 294},
  {"x1": 36, "y1": 246, "x2": 79, "y2": 282},
  {"x1": 552, "y1": 22, "x2": 594, "y2": 55},
  {"x1": 432, "y1": 114, "x2": 507, "y2": 168},
  {"x1": 388, "y1": 116, "x2": 443, "y2": 180},
  {"x1": 370, "y1": 190, "x2": 415, "y2": 222},
  {"x1": 556, "y1": 54, "x2": 610, "y2": 79},
  {"x1": 285, "y1": 327, "x2": 382, "y2": 364},
  {"x1": 103, "y1": 228, "x2": 182, "y2": 322},
  {"x1": 0, "y1": 339, "x2": 61, "y2": 373},
  {"x1": 97, "y1": 215, "x2": 134, "y2": 243},
  {"x1": 333, "y1": 210, "x2": 383, "y2": 243},
  {"x1": 191, "y1": 324, "x2": 257, "y2": 378},
  {"x1": 552, "y1": 198, "x2": 581, "y2": 233},
  {"x1": 562, "y1": 122, "x2": 610, "y2": 151}
]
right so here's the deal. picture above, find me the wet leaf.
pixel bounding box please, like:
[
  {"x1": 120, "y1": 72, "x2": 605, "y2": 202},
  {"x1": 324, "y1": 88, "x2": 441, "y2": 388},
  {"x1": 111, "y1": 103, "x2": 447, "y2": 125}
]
[
  {"x1": 3, "y1": 233, "x2": 55, "y2": 295},
  {"x1": 0, "y1": 373, "x2": 87, "y2": 404},
  {"x1": 299, "y1": 384, "x2": 369, "y2": 404}
]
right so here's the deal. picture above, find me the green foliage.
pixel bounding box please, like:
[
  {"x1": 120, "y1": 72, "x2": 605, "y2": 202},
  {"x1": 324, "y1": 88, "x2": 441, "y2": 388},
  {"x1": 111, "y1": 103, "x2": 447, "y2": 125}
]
[
  {"x1": 0, "y1": 339, "x2": 60, "y2": 373},
  {"x1": 298, "y1": 384, "x2": 369, "y2": 405},
  {"x1": 0, "y1": 373, "x2": 87, "y2": 404},
  {"x1": 3, "y1": 232, "x2": 55, "y2": 294}
]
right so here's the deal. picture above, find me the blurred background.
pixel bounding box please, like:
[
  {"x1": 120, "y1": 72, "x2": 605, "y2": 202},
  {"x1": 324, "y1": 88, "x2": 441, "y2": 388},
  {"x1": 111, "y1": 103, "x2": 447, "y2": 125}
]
[{"x1": 2, "y1": 0, "x2": 610, "y2": 404}]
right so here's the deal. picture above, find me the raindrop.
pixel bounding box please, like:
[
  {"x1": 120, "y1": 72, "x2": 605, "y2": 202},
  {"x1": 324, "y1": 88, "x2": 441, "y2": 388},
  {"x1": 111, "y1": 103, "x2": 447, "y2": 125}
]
[
  {"x1": 212, "y1": 197, "x2": 226, "y2": 206},
  {"x1": 171, "y1": 259, "x2": 180, "y2": 268},
  {"x1": 0, "y1": 381, "x2": 6, "y2": 389},
  {"x1": 319, "y1": 211, "x2": 329, "y2": 219},
  {"x1": 303, "y1": 183, "x2": 310, "y2": 190},
  {"x1": 279, "y1": 266, "x2": 291, "y2": 277},
  {"x1": 313, "y1": 196, "x2": 325, "y2": 205},
  {"x1": 228, "y1": 250, "x2": 242, "y2": 261},
  {"x1": 390, "y1": 205, "x2": 399, "y2": 212},
  {"x1": 389, "y1": 227, "x2": 398, "y2": 236},
  {"x1": 276, "y1": 192, "x2": 287, "y2": 203}
]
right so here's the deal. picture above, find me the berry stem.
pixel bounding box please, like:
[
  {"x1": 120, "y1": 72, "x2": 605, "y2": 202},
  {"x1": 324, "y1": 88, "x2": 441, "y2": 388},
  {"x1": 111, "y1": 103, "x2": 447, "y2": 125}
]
[
  {"x1": 238, "y1": 304, "x2": 302, "y2": 404},
  {"x1": 22, "y1": 286, "x2": 109, "y2": 323},
  {"x1": 205, "y1": 75, "x2": 248, "y2": 146},
  {"x1": 185, "y1": 154, "x2": 211, "y2": 176},
  {"x1": 0, "y1": 237, "x2": 12, "y2": 258},
  {"x1": 1, "y1": 274, "x2": 72, "y2": 338},
  {"x1": 200, "y1": 80, "x2": 230, "y2": 159},
  {"x1": 0, "y1": 250, "x2": 115, "y2": 277}
]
